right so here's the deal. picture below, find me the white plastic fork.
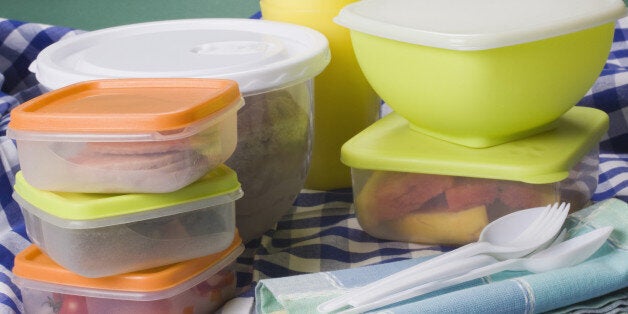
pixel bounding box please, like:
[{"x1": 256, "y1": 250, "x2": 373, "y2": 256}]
[
  {"x1": 339, "y1": 226, "x2": 612, "y2": 314},
  {"x1": 317, "y1": 202, "x2": 570, "y2": 313}
]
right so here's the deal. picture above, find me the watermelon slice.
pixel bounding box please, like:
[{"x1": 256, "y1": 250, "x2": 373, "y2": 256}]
[
  {"x1": 356, "y1": 171, "x2": 454, "y2": 221},
  {"x1": 444, "y1": 177, "x2": 499, "y2": 211},
  {"x1": 498, "y1": 181, "x2": 558, "y2": 209}
]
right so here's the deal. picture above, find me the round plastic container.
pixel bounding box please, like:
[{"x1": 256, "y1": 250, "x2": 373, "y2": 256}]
[
  {"x1": 29, "y1": 18, "x2": 331, "y2": 241},
  {"x1": 8, "y1": 78, "x2": 242, "y2": 193},
  {"x1": 13, "y1": 238, "x2": 243, "y2": 314},
  {"x1": 335, "y1": 0, "x2": 626, "y2": 148},
  {"x1": 13, "y1": 165, "x2": 242, "y2": 277},
  {"x1": 341, "y1": 106, "x2": 608, "y2": 245}
]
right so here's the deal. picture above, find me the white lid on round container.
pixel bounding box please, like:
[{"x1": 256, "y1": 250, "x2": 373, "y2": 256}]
[
  {"x1": 334, "y1": 0, "x2": 627, "y2": 50},
  {"x1": 31, "y1": 18, "x2": 331, "y2": 94}
]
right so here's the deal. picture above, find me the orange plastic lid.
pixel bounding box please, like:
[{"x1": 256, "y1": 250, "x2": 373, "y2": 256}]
[
  {"x1": 13, "y1": 233, "x2": 242, "y2": 292},
  {"x1": 8, "y1": 78, "x2": 242, "y2": 133}
]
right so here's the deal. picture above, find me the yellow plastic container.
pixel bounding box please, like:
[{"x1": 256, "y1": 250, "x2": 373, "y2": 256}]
[
  {"x1": 335, "y1": 0, "x2": 626, "y2": 148},
  {"x1": 261, "y1": 0, "x2": 381, "y2": 189},
  {"x1": 8, "y1": 78, "x2": 243, "y2": 193},
  {"x1": 341, "y1": 106, "x2": 608, "y2": 245},
  {"x1": 13, "y1": 236, "x2": 243, "y2": 314}
]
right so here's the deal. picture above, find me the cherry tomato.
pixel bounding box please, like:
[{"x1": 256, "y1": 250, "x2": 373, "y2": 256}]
[{"x1": 59, "y1": 295, "x2": 88, "y2": 314}]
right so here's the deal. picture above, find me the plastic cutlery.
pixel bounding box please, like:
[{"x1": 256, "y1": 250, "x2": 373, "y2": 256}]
[
  {"x1": 318, "y1": 202, "x2": 569, "y2": 313},
  {"x1": 340, "y1": 226, "x2": 613, "y2": 314}
]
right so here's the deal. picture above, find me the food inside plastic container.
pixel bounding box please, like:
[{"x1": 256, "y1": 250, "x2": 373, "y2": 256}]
[
  {"x1": 342, "y1": 106, "x2": 608, "y2": 245},
  {"x1": 13, "y1": 236, "x2": 243, "y2": 314},
  {"x1": 7, "y1": 78, "x2": 242, "y2": 193},
  {"x1": 12, "y1": 165, "x2": 243, "y2": 277},
  {"x1": 353, "y1": 171, "x2": 562, "y2": 244},
  {"x1": 229, "y1": 86, "x2": 312, "y2": 239}
]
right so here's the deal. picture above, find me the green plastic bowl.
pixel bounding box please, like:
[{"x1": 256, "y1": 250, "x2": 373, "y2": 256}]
[{"x1": 335, "y1": 0, "x2": 626, "y2": 148}]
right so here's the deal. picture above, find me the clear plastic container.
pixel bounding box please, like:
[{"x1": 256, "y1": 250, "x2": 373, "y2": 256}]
[
  {"x1": 7, "y1": 78, "x2": 243, "y2": 193},
  {"x1": 13, "y1": 237, "x2": 243, "y2": 314},
  {"x1": 13, "y1": 165, "x2": 242, "y2": 277},
  {"x1": 29, "y1": 18, "x2": 331, "y2": 240},
  {"x1": 341, "y1": 106, "x2": 608, "y2": 245}
]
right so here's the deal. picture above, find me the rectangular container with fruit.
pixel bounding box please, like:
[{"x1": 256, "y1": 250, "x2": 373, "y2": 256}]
[
  {"x1": 341, "y1": 106, "x2": 608, "y2": 245},
  {"x1": 7, "y1": 78, "x2": 243, "y2": 193},
  {"x1": 13, "y1": 237, "x2": 243, "y2": 314},
  {"x1": 13, "y1": 165, "x2": 242, "y2": 278}
]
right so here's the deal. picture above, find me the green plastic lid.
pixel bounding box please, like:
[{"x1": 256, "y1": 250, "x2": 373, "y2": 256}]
[
  {"x1": 13, "y1": 164, "x2": 242, "y2": 228},
  {"x1": 341, "y1": 106, "x2": 608, "y2": 184}
]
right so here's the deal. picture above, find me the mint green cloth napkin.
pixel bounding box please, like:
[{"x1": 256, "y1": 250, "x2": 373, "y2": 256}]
[{"x1": 255, "y1": 198, "x2": 628, "y2": 313}]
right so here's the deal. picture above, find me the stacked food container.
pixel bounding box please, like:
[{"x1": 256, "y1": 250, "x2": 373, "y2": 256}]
[
  {"x1": 335, "y1": 0, "x2": 627, "y2": 245},
  {"x1": 26, "y1": 18, "x2": 331, "y2": 242},
  {"x1": 8, "y1": 78, "x2": 247, "y2": 313}
]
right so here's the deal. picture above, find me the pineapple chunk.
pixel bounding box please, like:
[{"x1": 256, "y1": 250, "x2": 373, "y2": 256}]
[{"x1": 391, "y1": 205, "x2": 489, "y2": 245}]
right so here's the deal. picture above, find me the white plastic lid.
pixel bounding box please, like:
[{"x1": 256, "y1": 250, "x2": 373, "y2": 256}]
[
  {"x1": 334, "y1": 0, "x2": 627, "y2": 50},
  {"x1": 31, "y1": 19, "x2": 330, "y2": 94}
]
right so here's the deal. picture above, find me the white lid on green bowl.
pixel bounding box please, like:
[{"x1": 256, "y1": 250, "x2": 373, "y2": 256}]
[
  {"x1": 341, "y1": 106, "x2": 609, "y2": 184},
  {"x1": 334, "y1": 0, "x2": 627, "y2": 50},
  {"x1": 31, "y1": 19, "x2": 330, "y2": 95}
]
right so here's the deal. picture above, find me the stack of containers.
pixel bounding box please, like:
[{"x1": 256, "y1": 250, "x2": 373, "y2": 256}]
[
  {"x1": 335, "y1": 0, "x2": 627, "y2": 245},
  {"x1": 27, "y1": 19, "x2": 331, "y2": 241},
  {"x1": 7, "y1": 78, "x2": 248, "y2": 313}
]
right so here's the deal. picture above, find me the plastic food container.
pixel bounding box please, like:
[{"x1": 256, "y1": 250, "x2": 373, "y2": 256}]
[
  {"x1": 7, "y1": 78, "x2": 242, "y2": 193},
  {"x1": 341, "y1": 106, "x2": 608, "y2": 245},
  {"x1": 29, "y1": 18, "x2": 331, "y2": 241},
  {"x1": 335, "y1": 0, "x2": 626, "y2": 148},
  {"x1": 13, "y1": 237, "x2": 243, "y2": 314},
  {"x1": 13, "y1": 165, "x2": 242, "y2": 277}
]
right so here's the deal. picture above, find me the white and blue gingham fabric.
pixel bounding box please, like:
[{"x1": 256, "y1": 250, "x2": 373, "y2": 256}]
[{"x1": 0, "y1": 16, "x2": 627, "y2": 314}]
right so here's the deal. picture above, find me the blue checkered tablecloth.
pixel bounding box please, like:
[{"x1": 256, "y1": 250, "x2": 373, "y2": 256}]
[{"x1": 0, "y1": 16, "x2": 627, "y2": 314}]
